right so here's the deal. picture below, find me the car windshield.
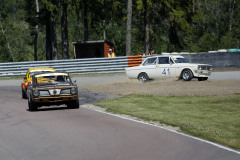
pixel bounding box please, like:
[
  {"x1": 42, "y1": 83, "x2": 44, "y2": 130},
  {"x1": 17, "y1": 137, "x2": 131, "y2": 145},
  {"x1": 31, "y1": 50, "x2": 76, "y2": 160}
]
[
  {"x1": 171, "y1": 57, "x2": 189, "y2": 63},
  {"x1": 35, "y1": 75, "x2": 70, "y2": 86},
  {"x1": 29, "y1": 70, "x2": 54, "y2": 78}
]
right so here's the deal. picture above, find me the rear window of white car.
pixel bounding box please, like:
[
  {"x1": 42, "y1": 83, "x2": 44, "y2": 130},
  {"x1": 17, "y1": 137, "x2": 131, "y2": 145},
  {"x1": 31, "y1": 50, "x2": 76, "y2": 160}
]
[
  {"x1": 142, "y1": 57, "x2": 157, "y2": 66},
  {"x1": 158, "y1": 57, "x2": 170, "y2": 64}
]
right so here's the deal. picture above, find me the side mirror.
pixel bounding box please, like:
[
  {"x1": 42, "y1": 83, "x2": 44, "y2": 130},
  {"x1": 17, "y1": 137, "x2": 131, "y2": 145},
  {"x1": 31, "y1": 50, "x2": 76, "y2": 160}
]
[{"x1": 73, "y1": 80, "x2": 77, "y2": 83}]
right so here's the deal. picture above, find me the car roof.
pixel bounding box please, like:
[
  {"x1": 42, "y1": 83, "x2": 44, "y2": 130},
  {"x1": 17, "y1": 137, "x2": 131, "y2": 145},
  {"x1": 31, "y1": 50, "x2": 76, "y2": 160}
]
[
  {"x1": 34, "y1": 72, "x2": 69, "y2": 78},
  {"x1": 28, "y1": 67, "x2": 55, "y2": 72},
  {"x1": 147, "y1": 55, "x2": 184, "y2": 58}
]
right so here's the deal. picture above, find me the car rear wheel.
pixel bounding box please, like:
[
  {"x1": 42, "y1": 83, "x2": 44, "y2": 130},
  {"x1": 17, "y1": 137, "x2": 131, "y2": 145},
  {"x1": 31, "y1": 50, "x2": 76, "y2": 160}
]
[
  {"x1": 138, "y1": 73, "x2": 149, "y2": 83},
  {"x1": 28, "y1": 96, "x2": 37, "y2": 111},
  {"x1": 182, "y1": 69, "x2": 193, "y2": 81}
]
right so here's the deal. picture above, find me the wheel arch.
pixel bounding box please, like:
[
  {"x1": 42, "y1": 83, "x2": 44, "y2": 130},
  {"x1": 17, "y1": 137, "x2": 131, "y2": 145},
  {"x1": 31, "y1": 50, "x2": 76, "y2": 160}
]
[
  {"x1": 137, "y1": 72, "x2": 149, "y2": 83},
  {"x1": 180, "y1": 68, "x2": 195, "y2": 79},
  {"x1": 137, "y1": 72, "x2": 148, "y2": 79}
]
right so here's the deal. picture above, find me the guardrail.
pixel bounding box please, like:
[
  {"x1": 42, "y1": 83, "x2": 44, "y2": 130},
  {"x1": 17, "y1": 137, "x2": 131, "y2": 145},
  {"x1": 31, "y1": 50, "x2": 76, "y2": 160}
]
[
  {"x1": 1, "y1": 52, "x2": 239, "y2": 77},
  {"x1": 0, "y1": 56, "x2": 144, "y2": 77}
]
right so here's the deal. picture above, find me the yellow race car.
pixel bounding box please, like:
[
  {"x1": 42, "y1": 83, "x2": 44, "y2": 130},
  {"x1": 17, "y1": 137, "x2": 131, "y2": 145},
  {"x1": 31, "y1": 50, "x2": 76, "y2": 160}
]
[{"x1": 21, "y1": 67, "x2": 56, "y2": 99}]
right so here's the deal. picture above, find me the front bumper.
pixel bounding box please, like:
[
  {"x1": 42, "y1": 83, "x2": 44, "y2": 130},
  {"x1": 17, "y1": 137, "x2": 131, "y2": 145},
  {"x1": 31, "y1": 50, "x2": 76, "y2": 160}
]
[
  {"x1": 195, "y1": 70, "x2": 211, "y2": 77},
  {"x1": 33, "y1": 95, "x2": 77, "y2": 106}
]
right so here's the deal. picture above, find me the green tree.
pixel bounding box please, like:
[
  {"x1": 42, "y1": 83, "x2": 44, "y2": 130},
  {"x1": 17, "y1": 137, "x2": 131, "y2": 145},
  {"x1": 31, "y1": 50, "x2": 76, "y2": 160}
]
[
  {"x1": 126, "y1": 0, "x2": 132, "y2": 56},
  {"x1": 61, "y1": 0, "x2": 69, "y2": 59},
  {"x1": 0, "y1": 0, "x2": 33, "y2": 62}
]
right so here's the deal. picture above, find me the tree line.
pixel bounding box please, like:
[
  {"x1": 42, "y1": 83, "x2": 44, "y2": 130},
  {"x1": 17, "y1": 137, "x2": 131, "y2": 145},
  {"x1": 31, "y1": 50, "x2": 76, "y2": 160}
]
[{"x1": 0, "y1": 0, "x2": 239, "y2": 62}]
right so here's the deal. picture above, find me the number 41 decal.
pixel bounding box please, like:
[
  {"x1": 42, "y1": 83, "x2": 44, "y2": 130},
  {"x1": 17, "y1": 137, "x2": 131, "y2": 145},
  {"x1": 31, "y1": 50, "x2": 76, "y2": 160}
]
[{"x1": 162, "y1": 68, "x2": 170, "y2": 76}]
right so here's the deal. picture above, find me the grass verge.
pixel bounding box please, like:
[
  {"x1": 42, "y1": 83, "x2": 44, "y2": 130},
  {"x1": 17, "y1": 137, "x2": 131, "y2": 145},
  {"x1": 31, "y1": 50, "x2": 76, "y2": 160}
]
[{"x1": 96, "y1": 94, "x2": 240, "y2": 150}]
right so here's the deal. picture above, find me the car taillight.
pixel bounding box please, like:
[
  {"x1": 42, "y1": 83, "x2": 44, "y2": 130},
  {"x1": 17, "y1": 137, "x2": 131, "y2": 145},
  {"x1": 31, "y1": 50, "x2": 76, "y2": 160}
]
[{"x1": 26, "y1": 81, "x2": 31, "y2": 88}]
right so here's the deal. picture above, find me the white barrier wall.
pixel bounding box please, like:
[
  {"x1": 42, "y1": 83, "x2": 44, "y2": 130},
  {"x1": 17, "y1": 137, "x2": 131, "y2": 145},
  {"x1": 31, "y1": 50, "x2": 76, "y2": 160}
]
[{"x1": 0, "y1": 52, "x2": 239, "y2": 77}]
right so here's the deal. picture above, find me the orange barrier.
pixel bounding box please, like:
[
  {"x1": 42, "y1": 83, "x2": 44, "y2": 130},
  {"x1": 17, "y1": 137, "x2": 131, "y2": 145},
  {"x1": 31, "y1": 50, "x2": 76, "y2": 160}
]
[{"x1": 127, "y1": 55, "x2": 143, "y2": 67}]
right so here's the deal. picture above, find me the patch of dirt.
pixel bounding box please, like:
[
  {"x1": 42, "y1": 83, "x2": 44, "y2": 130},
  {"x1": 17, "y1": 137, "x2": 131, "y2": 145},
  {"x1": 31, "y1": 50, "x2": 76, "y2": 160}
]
[
  {"x1": 80, "y1": 78, "x2": 240, "y2": 96},
  {"x1": 80, "y1": 74, "x2": 240, "y2": 132}
]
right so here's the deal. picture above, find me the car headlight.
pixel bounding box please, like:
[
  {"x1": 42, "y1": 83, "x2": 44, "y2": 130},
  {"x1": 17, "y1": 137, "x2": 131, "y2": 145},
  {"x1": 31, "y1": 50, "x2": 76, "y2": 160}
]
[
  {"x1": 33, "y1": 90, "x2": 40, "y2": 97},
  {"x1": 70, "y1": 87, "x2": 77, "y2": 94},
  {"x1": 198, "y1": 65, "x2": 202, "y2": 70}
]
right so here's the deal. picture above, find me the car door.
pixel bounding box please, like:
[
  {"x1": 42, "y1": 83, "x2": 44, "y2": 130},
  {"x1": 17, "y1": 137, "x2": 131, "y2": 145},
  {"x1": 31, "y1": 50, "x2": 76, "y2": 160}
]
[
  {"x1": 141, "y1": 57, "x2": 158, "y2": 78},
  {"x1": 156, "y1": 57, "x2": 177, "y2": 78}
]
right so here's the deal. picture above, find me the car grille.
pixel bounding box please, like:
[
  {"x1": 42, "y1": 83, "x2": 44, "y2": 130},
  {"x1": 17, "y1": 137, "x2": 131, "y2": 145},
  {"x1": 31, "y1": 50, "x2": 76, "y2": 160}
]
[
  {"x1": 206, "y1": 66, "x2": 212, "y2": 71},
  {"x1": 39, "y1": 89, "x2": 71, "y2": 96},
  {"x1": 199, "y1": 65, "x2": 212, "y2": 71},
  {"x1": 39, "y1": 91, "x2": 50, "y2": 96}
]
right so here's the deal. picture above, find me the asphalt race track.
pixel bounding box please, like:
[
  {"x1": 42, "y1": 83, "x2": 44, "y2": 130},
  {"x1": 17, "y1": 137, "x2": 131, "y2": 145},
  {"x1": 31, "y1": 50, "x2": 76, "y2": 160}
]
[{"x1": 0, "y1": 71, "x2": 239, "y2": 160}]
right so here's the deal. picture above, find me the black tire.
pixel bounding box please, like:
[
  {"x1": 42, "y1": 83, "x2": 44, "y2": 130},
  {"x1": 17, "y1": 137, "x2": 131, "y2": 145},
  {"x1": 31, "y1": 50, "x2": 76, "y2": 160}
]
[
  {"x1": 67, "y1": 98, "x2": 79, "y2": 109},
  {"x1": 28, "y1": 96, "x2": 37, "y2": 111},
  {"x1": 198, "y1": 77, "x2": 208, "y2": 81},
  {"x1": 22, "y1": 88, "x2": 28, "y2": 99},
  {"x1": 22, "y1": 89, "x2": 26, "y2": 99},
  {"x1": 138, "y1": 73, "x2": 149, "y2": 83},
  {"x1": 182, "y1": 69, "x2": 193, "y2": 81}
]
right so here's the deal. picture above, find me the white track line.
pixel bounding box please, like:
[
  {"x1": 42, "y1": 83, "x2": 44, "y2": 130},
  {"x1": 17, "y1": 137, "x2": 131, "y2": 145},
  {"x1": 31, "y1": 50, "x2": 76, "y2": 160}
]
[{"x1": 81, "y1": 105, "x2": 240, "y2": 155}]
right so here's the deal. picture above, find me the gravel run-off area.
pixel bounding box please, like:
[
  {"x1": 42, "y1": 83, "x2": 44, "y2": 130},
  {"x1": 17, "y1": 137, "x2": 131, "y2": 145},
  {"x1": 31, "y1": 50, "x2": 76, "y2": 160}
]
[{"x1": 79, "y1": 76, "x2": 240, "y2": 97}]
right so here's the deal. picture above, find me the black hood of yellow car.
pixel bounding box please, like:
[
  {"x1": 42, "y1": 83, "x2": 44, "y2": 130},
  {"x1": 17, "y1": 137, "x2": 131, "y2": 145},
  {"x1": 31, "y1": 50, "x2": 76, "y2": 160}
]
[{"x1": 35, "y1": 83, "x2": 76, "y2": 89}]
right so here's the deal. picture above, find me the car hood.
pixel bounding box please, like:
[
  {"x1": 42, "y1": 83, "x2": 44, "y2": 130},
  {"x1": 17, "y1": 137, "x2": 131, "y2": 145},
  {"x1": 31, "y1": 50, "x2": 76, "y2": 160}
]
[{"x1": 174, "y1": 63, "x2": 211, "y2": 67}]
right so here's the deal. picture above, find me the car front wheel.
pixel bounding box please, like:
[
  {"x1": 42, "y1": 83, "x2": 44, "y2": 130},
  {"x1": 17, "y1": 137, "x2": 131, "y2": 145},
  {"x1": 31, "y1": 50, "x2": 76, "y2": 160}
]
[
  {"x1": 28, "y1": 96, "x2": 37, "y2": 111},
  {"x1": 22, "y1": 89, "x2": 28, "y2": 99},
  {"x1": 182, "y1": 69, "x2": 193, "y2": 81},
  {"x1": 67, "y1": 98, "x2": 79, "y2": 109},
  {"x1": 138, "y1": 73, "x2": 149, "y2": 83}
]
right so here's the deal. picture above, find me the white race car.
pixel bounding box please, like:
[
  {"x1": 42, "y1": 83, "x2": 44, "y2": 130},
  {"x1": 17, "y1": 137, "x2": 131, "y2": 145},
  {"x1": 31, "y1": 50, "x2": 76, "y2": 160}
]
[{"x1": 125, "y1": 55, "x2": 212, "y2": 82}]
